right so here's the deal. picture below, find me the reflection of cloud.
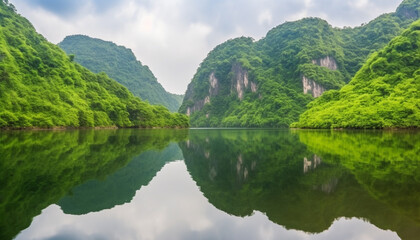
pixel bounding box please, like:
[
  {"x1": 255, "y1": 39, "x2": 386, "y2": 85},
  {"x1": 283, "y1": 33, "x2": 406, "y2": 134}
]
[
  {"x1": 16, "y1": 161, "x2": 399, "y2": 240},
  {"x1": 10, "y1": 0, "x2": 402, "y2": 94}
]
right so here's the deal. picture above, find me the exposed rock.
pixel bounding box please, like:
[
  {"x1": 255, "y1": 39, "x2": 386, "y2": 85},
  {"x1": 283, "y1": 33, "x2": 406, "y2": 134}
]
[
  {"x1": 186, "y1": 96, "x2": 209, "y2": 116},
  {"x1": 312, "y1": 56, "x2": 337, "y2": 70},
  {"x1": 251, "y1": 82, "x2": 257, "y2": 93},
  {"x1": 302, "y1": 76, "x2": 326, "y2": 98},
  {"x1": 231, "y1": 63, "x2": 258, "y2": 100},
  {"x1": 209, "y1": 72, "x2": 219, "y2": 96},
  {"x1": 204, "y1": 96, "x2": 210, "y2": 104},
  {"x1": 184, "y1": 73, "x2": 217, "y2": 116}
]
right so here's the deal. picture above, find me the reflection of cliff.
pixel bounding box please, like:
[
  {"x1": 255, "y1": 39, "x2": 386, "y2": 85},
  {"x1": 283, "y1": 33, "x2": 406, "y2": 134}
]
[
  {"x1": 58, "y1": 143, "x2": 183, "y2": 215},
  {"x1": 181, "y1": 129, "x2": 311, "y2": 217},
  {"x1": 181, "y1": 129, "x2": 420, "y2": 240},
  {"x1": 0, "y1": 129, "x2": 187, "y2": 240}
]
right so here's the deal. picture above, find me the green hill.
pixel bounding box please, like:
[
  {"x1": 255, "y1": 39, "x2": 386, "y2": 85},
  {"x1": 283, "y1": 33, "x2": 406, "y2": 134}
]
[
  {"x1": 59, "y1": 35, "x2": 184, "y2": 112},
  {"x1": 0, "y1": 2, "x2": 188, "y2": 128},
  {"x1": 292, "y1": 20, "x2": 420, "y2": 128},
  {"x1": 179, "y1": 0, "x2": 419, "y2": 127}
]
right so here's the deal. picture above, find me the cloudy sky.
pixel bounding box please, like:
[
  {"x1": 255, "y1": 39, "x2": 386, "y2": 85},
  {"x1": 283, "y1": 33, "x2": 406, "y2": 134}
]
[{"x1": 10, "y1": 0, "x2": 403, "y2": 94}]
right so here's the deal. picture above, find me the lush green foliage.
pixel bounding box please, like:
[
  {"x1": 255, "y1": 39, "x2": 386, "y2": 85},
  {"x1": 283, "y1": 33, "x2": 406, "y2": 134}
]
[
  {"x1": 0, "y1": 129, "x2": 188, "y2": 240},
  {"x1": 293, "y1": 20, "x2": 420, "y2": 128},
  {"x1": 180, "y1": 129, "x2": 420, "y2": 238},
  {"x1": 0, "y1": 3, "x2": 188, "y2": 128},
  {"x1": 59, "y1": 35, "x2": 183, "y2": 112},
  {"x1": 180, "y1": 0, "x2": 419, "y2": 127}
]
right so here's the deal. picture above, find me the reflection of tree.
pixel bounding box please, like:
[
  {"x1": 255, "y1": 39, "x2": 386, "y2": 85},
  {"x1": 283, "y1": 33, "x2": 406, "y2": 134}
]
[
  {"x1": 297, "y1": 130, "x2": 420, "y2": 226},
  {"x1": 0, "y1": 129, "x2": 187, "y2": 240},
  {"x1": 181, "y1": 129, "x2": 420, "y2": 240},
  {"x1": 58, "y1": 143, "x2": 184, "y2": 215}
]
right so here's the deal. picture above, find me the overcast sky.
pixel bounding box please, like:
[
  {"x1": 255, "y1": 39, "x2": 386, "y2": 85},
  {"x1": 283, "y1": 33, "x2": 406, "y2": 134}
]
[{"x1": 10, "y1": 0, "x2": 403, "y2": 94}]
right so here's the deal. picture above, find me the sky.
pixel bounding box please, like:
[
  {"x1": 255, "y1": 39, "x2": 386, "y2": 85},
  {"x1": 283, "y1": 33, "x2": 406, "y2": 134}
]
[{"x1": 10, "y1": 0, "x2": 403, "y2": 94}]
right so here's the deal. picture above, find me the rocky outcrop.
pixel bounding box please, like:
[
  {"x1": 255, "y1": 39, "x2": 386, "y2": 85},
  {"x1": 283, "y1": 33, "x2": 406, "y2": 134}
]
[
  {"x1": 186, "y1": 98, "x2": 206, "y2": 116},
  {"x1": 302, "y1": 56, "x2": 337, "y2": 98},
  {"x1": 231, "y1": 63, "x2": 258, "y2": 100},
  {"x1": 185, "y1": 73, "x2": 218, "y2": 116},
  {"x1": 209, "y1": 72, "x2": 219, "y2": 96},
  {"x1": 302, "y1": 76, "x2": 326, "y2": 98},
  {"x1": 312, "y1": 56, "x2": 337, "y2": 70}
]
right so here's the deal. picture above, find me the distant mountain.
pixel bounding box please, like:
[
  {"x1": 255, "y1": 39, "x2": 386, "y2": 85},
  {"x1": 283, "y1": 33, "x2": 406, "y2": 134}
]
[
  {"x1": 59, "y1": 35, "x2": 183, "y2": 112},
  {"x1": 0, "y1": 1, "x2": 188, "y2": 128},
  {"x1": 179, "y1": 0, "x2": 419, "y2": 127},
  {"x1": 292, "y1": 19, "x2": 420, "y2": 128}
]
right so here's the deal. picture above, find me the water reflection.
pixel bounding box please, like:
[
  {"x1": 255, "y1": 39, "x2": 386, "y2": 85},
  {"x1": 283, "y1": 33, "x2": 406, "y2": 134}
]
[
  {"x1": 2, "y1": 129, "x2": 420, "y2": 240},
  {"x1": 15, "y1": 161, "x2": 400, "y2": 240},
  {"x1": 0, "y1": 129, "x2": 187, "y2": 240},
  {"x1": 180, "y1": 129, "x2": 420, "y2": 239}
]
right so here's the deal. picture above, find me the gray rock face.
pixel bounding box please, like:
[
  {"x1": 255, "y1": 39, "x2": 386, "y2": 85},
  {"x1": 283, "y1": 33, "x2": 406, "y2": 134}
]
[
  {"x1": 312, "y1": 56, "x2": 337, "y2": 70},
  {"x1": 186, "y1": 73, "x2": 218, "y2": 116},
  {"x1": 186, "y1": 98, "x2": 206, "y2": 116},
  {"x1": 302, "y1": 56, "x2": 337, "y2": 98},
  {"x1": 209, "y1": 72, "x2": 219, "y2": 96},
  {"x1": 302, "y1": 76, "x2": 326, "y2": 98},
  {"x1": 231, "y1": 63, "x2": 258, "y2": 100},
  {"x1": 185, "y1": 63, "x2": 259, "y2": 116}
]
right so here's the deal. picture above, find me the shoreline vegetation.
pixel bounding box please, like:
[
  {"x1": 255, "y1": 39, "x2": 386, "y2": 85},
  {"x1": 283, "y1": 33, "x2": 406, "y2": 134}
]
[{"x1": 0, "y1": 126, "x2": 189, "y2": 131}]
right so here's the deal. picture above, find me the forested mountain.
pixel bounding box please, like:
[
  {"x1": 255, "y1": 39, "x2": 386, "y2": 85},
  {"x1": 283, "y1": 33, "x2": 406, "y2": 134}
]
[
  {"x1": 292, "y1": 19, "x2": 420, "y2": 128},
  {"x1": 59, "y1": 35, "x2": 183, "y2": 112},
  {"x1": 179, "y1": 0, "x2": 419, "y2": 127},
  {"x1": 0, "y1": 2, "x2": 188, "y2": 128}
]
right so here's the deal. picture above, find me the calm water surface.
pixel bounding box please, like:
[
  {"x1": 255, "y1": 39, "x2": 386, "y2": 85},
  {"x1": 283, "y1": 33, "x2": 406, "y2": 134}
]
[{"x1": 1, "y1": 129, "x2": 419, "y2": 240}]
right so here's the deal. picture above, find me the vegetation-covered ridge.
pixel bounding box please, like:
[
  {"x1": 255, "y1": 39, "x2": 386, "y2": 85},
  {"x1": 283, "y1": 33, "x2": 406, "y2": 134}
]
[
  {"x1": 59, "y1": 35, "x2": 184, "y2": 112},
  {"x1": 179, "y1": 0, "x2": 419, "y2": 128},
  {"x1": 0, "y1": 2, "x2": 188, "y2": 128},
  {"x1": 292, "y1": 20, "x2": 420, "y2": 128}
]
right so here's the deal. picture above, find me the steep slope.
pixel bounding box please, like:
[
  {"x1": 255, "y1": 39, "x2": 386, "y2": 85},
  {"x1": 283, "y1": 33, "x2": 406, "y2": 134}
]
[
  {"x1": 0, "y1": 2, "x2": 188, "y2": 128},
  {"x1": 292, "y1": 20, "x2": 420, "y2": 128},
  {"x1": 59, "y1": 35, "x2": 183, "y2": 112},
  {"x1": 180, "y1": 0, "x2": 419, "y2": 127}
]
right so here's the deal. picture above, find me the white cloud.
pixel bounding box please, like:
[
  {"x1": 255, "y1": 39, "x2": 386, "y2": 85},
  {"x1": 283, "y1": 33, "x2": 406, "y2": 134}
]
[{"x1": 258, "y1": 10, "x2": 273, "y2": 26}]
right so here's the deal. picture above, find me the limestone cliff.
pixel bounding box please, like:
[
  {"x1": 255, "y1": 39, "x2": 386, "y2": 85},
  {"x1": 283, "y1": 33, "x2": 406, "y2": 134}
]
[
  {"x1": 302, "y1": 76, "x2": 326, "y2": 98},
  {"x1": 302, "y1": 56, "x2": 338, "y2": 98},
  {"x1": 231, "y1": 63, "x2": 258, "y2": 100},
  {"x1": 311, "y1": 56, "x2": 337, "y2": 71},
  {"x1": 183, "y1": 63, "x2": 258, "y2": 116}
]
